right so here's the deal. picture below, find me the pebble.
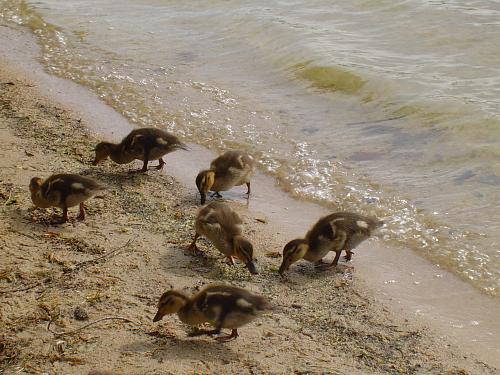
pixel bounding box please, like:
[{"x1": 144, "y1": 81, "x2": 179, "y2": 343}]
[{"x1": 73, "y1": 306, "x2": 89, "y2": 321}]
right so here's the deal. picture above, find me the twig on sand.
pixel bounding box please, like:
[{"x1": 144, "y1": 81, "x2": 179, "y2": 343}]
[
  {"x1": 9, "y1": 229, "x2": 39, "y2": 241},
  {"x1": 69, "y1": 239, "x2": 135, "y2": 272},
  {"x1": 47, "y1": 316, "x2": 136, "y2": 337},
  {"x1": 0, "y1": 240, "x2": 134, "y2": 293},
  {"x1": 0, "y1": 282, "x2": 41, "y2": 294},
  {"x1": 3, "y1": 191, "x2": 15, "y2": 206}
]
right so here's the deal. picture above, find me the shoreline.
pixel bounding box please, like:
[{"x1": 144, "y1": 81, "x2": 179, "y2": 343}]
[{"x1": 0, "y1": 21, "x2": 498, "y2": 374}]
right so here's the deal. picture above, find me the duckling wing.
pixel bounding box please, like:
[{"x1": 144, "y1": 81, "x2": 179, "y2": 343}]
[
  {"x1": 155, "y1": 129, "x2": 188, "y2": 151},
  {"x1": 42, "y1": 174, "x2": 104, "y2": 208},
  {"x1": 120, "y1": 128, "x2": 187, "y2": 159},
  {"x1": 196, "y1": 206, "x2": 224, "y2": 237},
  {"x1": 307, "y1": 216, "x2": 333, "y2": 246},
  {"x1": 197, "y1": 285, "x2": 271, "y2": 329},
  {"x1": 198, "y1": 202, "x2": 243, "y2": 236},
  {"x1": 40, "y1": 178, "x2": 63, "y2": 207},
  {"x1": 312, "y1": 212, "x2": 381, "y2": 252},
  {"x1": 306, "y1": 215, "x2": 347, "y2": 255},
  {"x1": 335, "y1": 213, "x2": 381, "y2": 249},
  {"x1": 211, "y1": 151, "x2": 254, "y2": 176},
  {"x1": 215, "y1": 204, "x2": 243, "y2": 237}
]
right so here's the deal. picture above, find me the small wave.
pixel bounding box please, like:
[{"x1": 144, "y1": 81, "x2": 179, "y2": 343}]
[{"x1": 290, "y1": 61, "x2": 365, "y2": 94}]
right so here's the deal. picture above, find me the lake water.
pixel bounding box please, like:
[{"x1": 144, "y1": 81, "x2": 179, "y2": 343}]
[{"x1": 1, "y1": 0, "x2": 499, "y2": 297}]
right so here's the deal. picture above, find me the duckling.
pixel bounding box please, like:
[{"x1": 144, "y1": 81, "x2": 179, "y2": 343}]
[
  {"x1": 93, "y1": 127, "x2": 187, "y2": 173},
  {"x1": 29, "y1": 174, "x2": 105, "y2": 223},
  {"x1": 153, "y1": 284, "x2": 272, "y2": 341},
  {"x1": 195, "y1": 150, "x2": 255, "y2": 204},
  {"x1": 279, "y1": 212, "x2": 383, "y2": 274},
  {"x1": 188, "y1": 201, "x2": 258, "y2": 275}
]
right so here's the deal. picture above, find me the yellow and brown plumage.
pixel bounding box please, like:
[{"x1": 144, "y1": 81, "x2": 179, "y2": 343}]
[
  {"x1": 29, "y1": 173, "x2": 105, "y2": 223},
  {"x1": 195, "y1": 150, "x2": 255, "y2": 204},
  {"x1": 279, "y1": 212, "x2": 383, "y2": 274},
  {"x1": 188, "y1": 201, "x2": 258, "y2": 274},
  {"x1": 93, "y1": 127, "x2": 187, "y2": 173},
  {"x1": 153, "y1": 284, "x2": 272, "y2": 341}
]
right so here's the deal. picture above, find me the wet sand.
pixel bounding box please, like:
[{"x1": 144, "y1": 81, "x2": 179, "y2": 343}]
[{"x1": 0, "y1": 21, "x2": 498, "y2": 374}]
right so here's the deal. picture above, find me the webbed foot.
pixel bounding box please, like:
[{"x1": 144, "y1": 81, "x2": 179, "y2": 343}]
[{"x1": 215, "y1": 329, "x2": 238, "y2": 342}]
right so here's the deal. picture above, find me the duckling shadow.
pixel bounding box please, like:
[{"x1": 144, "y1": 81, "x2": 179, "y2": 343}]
[
  {"x1": 8, "y1": 206, "x2": 75, "y2": 232},
  {"x1": 205, "y1": 191, "x2": 250, "y2": 207},
  {"x1": 281, "y1": 262, "x2": 353, "y2": 286},
  {"x1": 159, "y1": 244, "x2": 254, "y2": 283},
  {"x1": 79, "y1": 168, "x2": 152, "y2": 187},
  {"x1": 120, "y1": 335, "x2": 240, "y2": 363},
  {"x1": 173, "y1": 192, "x2": 201, "y2": 209}
]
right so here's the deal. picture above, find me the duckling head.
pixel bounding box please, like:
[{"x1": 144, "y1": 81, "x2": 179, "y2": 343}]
[
  {"x1": 233, "y1": 235, "x2": 258, "y2": 275},
  {"x1": 279, "y1": 239, "x2": 309, "y2": 275},
  {"x1": 195, "y1": 170, "x2": 215, "y2": 204},
  {"x1": 153, "y1": 290, "x2": 188, "y2": 322},
  {"x1": 29, "y1": 177, "x2": 43, "y2": 194},
  {"x1": 93, "y1": 142, "x2": 114, "y2": 165}
]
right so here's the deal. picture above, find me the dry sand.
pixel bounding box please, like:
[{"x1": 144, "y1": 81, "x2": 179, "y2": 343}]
[{"x1": 0, "y1": 59, "x2": 497, "y2": 375}]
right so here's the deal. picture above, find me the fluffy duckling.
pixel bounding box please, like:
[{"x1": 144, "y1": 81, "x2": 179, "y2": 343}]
[
  {"x1": 279, "y1": 212, "x2": 383, "y2": 274},
  {"x1": 195, "y1": 150, "x2": 255, "y2": 204},
  {"x1": 93, "y1": 127, "x2": 187, "y2": 173},
  {"x1": 29, "y1": 174, "x2": 105, "y2": 223},
  {"x1": 188, "y1": 201, "x2": 258, "y2": 274},
  {"x1": 153, "y1": 284, "x2": 272, "y2": 341}
]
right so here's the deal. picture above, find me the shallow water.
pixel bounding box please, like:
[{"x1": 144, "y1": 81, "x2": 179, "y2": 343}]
[{"x1": 1, "y1": 0, "x2": 499, "y2": 296}]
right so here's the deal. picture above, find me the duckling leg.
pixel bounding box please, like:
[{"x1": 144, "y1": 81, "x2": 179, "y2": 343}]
[
  {"x1": 314, "y1": 259, "x2": 328, "y2": 267},
  {"x1": 77, "y1": 202, "x2": 86, "y2": 221},
  {"x1": 154, "y1": 157, "x2": 166, "y2": 171},
  {"x1": 245, "y1": 182, "x2": 251, "y2": 195},
  {"x1": 52, "y1": 206, "x2": 69, "y2": 224},
  {"x1": 127, "y1": 159, "x2": 149, "y2": 174},
  {"x1": 187, "y1": 233, "x2": 203, "y2": 254},
  {"x1": 215, "y1": 329, "x2": 239, "y2": 342},
  {"x1": 344, "y1": 249, "x2": 354, "y2": 261},
  {"x1": 330, "y1": 250, "x2": 342, "y2": 267},
  {"x1": 318, "y1": 250, "x2": 342, "y2": 269},
  {"x1": 187, "y1": 233, "x2": 201, "y2": 252},
  {"x1": 141, "y1": 158, "x2": 149, "y2": 173}
]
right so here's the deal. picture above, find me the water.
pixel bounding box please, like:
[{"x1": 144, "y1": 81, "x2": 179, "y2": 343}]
[{"x1": 1, "y1": 0, "x2": 499, "y2": 297}]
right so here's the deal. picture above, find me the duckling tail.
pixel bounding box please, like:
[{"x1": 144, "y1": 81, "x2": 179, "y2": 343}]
[
  {"x1": 90, "y1": 182, "x2": 107, "y2": 194},
  {"x1": 176, "y1": 141, "x2": 189, "y2": 151}
]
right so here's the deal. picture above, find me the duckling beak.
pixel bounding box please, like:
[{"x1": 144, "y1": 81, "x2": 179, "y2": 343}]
[
  {"x1": 246, "y1": 261, "x2": 259, "y2": 275},
  {"x1": 153, "y1": 310, "x2": 164, "y2": 322},
  {"x1": 278, "y1": 261, "x2": 288, "y2": 275}
]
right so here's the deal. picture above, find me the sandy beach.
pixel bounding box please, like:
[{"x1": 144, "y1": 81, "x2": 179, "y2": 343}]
[{"x1": 0, "y1": 22, "x2": 498, "y2": 375}]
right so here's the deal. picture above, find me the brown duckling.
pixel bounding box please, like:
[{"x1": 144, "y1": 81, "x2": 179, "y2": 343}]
[
  {"x1": 153, "y1": 284, "x2": 272, "y2": 341},
  {"x1": 195, "y1": 150, "x2": 255, "y2": 204},
  {"x1": 279, "y1": 212, "x2": 383, "y2": 274},
  {"x1": 188, "y1": 201, "x2": 258, "y2": 274},
  {"x1": 29, "y1": 174, "x2": 105, "y2": 223},
  {"x1": 93, "y1": 127, "x2": 187, "y2": 173}
]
